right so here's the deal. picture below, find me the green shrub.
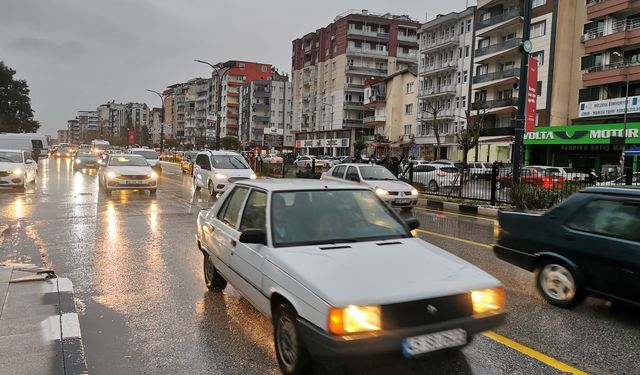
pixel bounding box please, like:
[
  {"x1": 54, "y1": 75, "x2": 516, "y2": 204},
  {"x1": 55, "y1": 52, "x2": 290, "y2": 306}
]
[{"x1": 512, "y1": 184, "x2": 563, "y2": 210}]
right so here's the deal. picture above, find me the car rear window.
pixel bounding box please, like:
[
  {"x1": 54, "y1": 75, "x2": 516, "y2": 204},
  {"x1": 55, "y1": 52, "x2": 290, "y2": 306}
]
[{"x1": 441, "y1": 167, "x2": 459, "y2": 173}]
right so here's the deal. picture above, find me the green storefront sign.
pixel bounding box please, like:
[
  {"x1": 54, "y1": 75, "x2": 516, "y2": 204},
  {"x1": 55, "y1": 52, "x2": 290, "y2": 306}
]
[{"x1": 524, "y1": 123, "x2": 640, "y2": 145}]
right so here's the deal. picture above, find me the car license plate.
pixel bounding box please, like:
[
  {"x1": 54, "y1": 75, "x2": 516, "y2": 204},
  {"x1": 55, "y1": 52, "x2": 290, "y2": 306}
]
[
  {"x1": 396, "y1": 198, "x2": 410, "y2": 204},
  {"x1": 125, "y1": 180, "x2": 139, "y2": 185},
  {"x1": 402, "y1": 328, "x2": 467, "y2": 357}
]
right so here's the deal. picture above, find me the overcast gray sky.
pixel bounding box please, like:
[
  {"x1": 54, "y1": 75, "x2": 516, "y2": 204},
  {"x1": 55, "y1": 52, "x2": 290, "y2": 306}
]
[{"x1": 0, "y1": 0, "x2": 475, "y2": 137}]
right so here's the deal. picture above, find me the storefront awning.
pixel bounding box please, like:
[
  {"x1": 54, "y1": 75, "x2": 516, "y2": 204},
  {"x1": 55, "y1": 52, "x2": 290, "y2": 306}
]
[{"x1": 479, "y1": 135, "x2": 514, "y2": 144}]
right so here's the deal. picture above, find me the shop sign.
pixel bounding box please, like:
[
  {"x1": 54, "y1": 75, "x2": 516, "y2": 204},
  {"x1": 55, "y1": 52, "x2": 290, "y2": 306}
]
[
  {"x1": 524, "y1": 124, "x2": 640, "y2": 145},
  {"x1": 295, "y1": 138, "x2": 351, "y2": 148},
  {"x1": 579, "y1": 96, "x2": 640, "y2": 118}
]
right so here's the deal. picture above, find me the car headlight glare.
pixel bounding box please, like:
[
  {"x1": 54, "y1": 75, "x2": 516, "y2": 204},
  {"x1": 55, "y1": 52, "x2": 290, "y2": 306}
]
[
  {"x1": 375, "y1": 188, "x2": 389, "y2": 196},
  {"x1": 150, "y1": 171, "x2": 158, "y2": 179},
  {"x1": 12, "y1": 169, "x2": 23, "y2": 176},
  {"x1": 215, "y1": 173, "x2": 227, "y2": 180},
  {"x1": 471, "y1": 287, "x2": 505, "y2": 316},
  {"x1": 76, "y1": 159, "x2": 82, "y2": 164},
  {"x1": 411, "y1": 189, "x2": 419, "y2": 196},
  {"x1": 107, "y1": 171, "x2": 116, "y2": 179},
  {"x1": 329, "y1": 305, "x2": 381, "y2": 335},
  {"x1": 250, "y1": 174, "x2": 257, "y2": 180}
]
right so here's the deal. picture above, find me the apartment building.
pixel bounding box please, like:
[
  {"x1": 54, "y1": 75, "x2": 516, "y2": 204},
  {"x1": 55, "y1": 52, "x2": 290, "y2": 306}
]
[
  {"x1": 417, "y1": 7, "x2": 475, "y2": 160},
  {"x1": 76, "y1": 110, "x2": 99, "y2": 143},
  {"x1": 67, "y1": 119, "x2": 80, "y2": 144},
  {"x1": 124, "y1": 103, "x2": 150, "y2": 145},
  {"x1": 97, "y1": 101, "x2": 127, "y2": 138},
  {"x1": 214, "y1": 61, "x2": 273, "y2": 139},
  {"x1": 57, "y1": 129, "x2": 69, "y2": 144},
  {"x1": 363, "y1": 67, "x2": 418, "y2": 157},
  {"x1": 239, "y1": 76, "x2": 293, "y2": 150},
  {"x1": 291, "y1": 10, "x2": 420, "y2": 156},
  {"x1": 149, "y1": 107, "x2": 163, "y2": 145},
  {"x1": 471, "y1": 0, "x2": 584, "y2": 162}
]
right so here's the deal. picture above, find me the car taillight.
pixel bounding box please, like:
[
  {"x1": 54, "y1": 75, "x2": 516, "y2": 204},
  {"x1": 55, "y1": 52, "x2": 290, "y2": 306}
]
[{"x1": 542, "y1": 177, "x2": 552, "y2": 188}]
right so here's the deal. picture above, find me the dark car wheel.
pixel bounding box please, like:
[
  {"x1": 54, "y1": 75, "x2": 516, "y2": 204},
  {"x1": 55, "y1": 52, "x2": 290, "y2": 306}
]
[
  {"x1": 274, "y1": 303, "x2": 312, "y2": 375},
  {"x1": 208, "y1": 180, "x2": 215, "y2": 196},
  {"x1": 536, "y1": 260, "x2": 585, "y2": 308},
  {"x1": 203, "y1": 253, "x2": 227, "y2": 292}
]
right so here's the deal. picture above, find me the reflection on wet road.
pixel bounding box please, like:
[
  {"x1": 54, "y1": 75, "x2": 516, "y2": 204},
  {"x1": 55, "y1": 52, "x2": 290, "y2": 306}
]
[{"x1": 0, "y1": 159, "x2": 638, "y2": 374}]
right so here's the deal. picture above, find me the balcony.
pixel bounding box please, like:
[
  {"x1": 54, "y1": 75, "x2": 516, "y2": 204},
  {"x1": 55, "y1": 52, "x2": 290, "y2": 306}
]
[
  {"x1": 344, "y1": 83, "x2": 364, "y2": 90},
  {"x1": 343, "y1": 118, "x2": 366, "y2": 128},
  {"x1": 346, "y1": 46, "x2": 389, "y2": 57},
  {"x1": 475, "y1": 8, "x2": 522, "y2": 31},
  {"x1": 227, "y1": 111, "x2": 239, "y2": 119},
  {"x1": 346, "y1": 65, "x2": 388, "y2": 76},
  {"x1": 583, "y1": 18, "x2": 640, "y2": 53},
  {"x1": 587, "y1": 0, "x2": 640, "y2": 21},
  {"x1": 344, "y1": 102, "x2": 364, "y2": 110},
  {"x1": 473, "y1": 68, "x2": 519, "y2": 85},
  {"x1": 253, "y1": 90, "x2": 270, "y2": 98},
  {"x1": 252, "y1": 103, "x2": 269, "y2": 111},
  {"x1": 418, "y1": 109, "x2": 455, "y2": 120},
  {"x1": 347, "y1": 28, "x2": 390, "y2": 39},
  {"x1": 472, "y1": 97, "x2": 517, "y2": 110},
  {"x1": 420, "y1": 35, "x2": 459, "y2": 52},
  {"x1": 419, "y1": 60, "x2": 458, "y2": 74},
  {"x1": 397, "y1": 50, "x2": 419, "y2": 61},
  {"x1": 398, "y1": 33, "x2": 417, "y2": 42},
  {"x1": 582, "y1": 62, "x2": 640, "y2": 87},
  {"x1": 418, "y1": 85, "x2": 457, "y2": 98},
  {"x1": 475, "y1": 38, "x2": 522, "y2": 59},
  {"x1": 363, "y1": 114, "x2": 386, "y2": 124},
  {"x1": 365, "y1": 95, "x2": 386, "y2": 106},
  {"x1": 228, "y1": 91, "x2": 240, "y2": 97},
  {"x1": 304, "y1": 44, "x2": 312, "y2": 53},
  {"x1": 253, "y1": 115, "x2": 270, "y2": 123}
]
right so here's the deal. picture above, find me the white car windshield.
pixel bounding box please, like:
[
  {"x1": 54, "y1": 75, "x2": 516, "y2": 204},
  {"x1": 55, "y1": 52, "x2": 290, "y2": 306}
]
[
  {"x1": 211, "y1": 155, "x2": 249, "y2": 169},
  {"x1": 132, "y1": 150, "x2": 159, "y2": 159},
  {"x1": 359, "y1": 166, "x2": 397, "y2": 181},
  {"x1": 271, "y1": 190, "x2": 409, "y2": 247},
  {"x1": 0, "y1": 151, "x2": 22, "y2": 163},
  {"x1": 108, "y1": 155, "x2": 148, "y2": 166}
]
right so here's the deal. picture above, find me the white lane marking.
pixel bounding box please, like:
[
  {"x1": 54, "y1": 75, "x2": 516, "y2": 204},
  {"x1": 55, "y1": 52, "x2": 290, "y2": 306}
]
[{"x1": 61, "y1": 313, "x2": 82, "y2": 339}]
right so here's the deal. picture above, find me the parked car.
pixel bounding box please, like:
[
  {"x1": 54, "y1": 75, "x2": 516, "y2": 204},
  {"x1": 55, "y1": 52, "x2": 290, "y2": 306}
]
[
  {"x1": 558, "y1": 167, "x2": 590, "y2": 183},
  {"x1": 196, "y1": 179, "x2": 506, "y2": 374},
  {"x1": 181, "y1": 151, "x2": 199, "y2": 175},
  {"x1": 321, "y1": 163, "x2": 419, "y2": 211},
  {"x1": 596, "y1": 173, "x2": 640, "y2": 186},
  {"x1": 0, "y1": 149, "x2": 37, "y2": 190},
  {"x1": 193, "y1": 150, "x2": 256, "y2": 196},
  {"x1": 468, "y1": 162, "x2": 493, "y2": 180},
  {"x1": 430, "y1": 159, "x2": 464, "y2": 169},
  {"x1": 98, "y1": 154, "x2": 158, "y2": 195},
  {"x1": 294, "y1": 155, "x2": 324, "y2": 169},
  {"x1": 73, "y1": 151, "x2": 101, "y2": 170},
  {"x1": 401, "y1": 164, "x2": 459, "y2": 192},
  {"x1": 128, "y1": 148, "x2": 162, "y2": 175},
  {"x1": 494, "y1": 186, "x2": 640, "y2": 308},
  {"x1": 262, "y1": 154, "x2": 284, "y2": 164},
  {"x1": 495, "y1": 167, "x2": 565, "y2": 190}
]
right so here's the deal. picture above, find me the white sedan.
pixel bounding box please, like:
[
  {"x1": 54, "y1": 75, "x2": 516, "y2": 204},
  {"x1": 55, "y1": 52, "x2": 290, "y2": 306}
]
[
  {"x1": 196, "y1": 179, "x2": 506, "y2": 374},
  {"x1": 0, "y1": 149, "x2": 37, "y2": 190},
  {"x1": 98, "y1": 154, "x2": 158, "y2": 195},
  {"x1": 321, "y1": 163, "x2": 418, "y2": 211}
]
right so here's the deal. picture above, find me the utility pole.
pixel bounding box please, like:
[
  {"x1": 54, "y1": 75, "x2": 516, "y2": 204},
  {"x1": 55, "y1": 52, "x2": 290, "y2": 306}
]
[{"x1": 512, "y1": 0, "x2": 533, "y2": 186}]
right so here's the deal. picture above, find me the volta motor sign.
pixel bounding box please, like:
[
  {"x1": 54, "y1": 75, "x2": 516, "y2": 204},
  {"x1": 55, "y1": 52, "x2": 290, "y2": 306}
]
[{"x1": 524, "y1": 123, "x2": 640, "y2": 145}]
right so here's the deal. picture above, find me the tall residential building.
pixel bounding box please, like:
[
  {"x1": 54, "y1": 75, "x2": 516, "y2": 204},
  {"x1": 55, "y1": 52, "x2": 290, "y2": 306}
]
[
  {"x1": 125, "y1": 103, "x2": 150, "y2": 145},
  {"x1": 364, "y1": 67, "x2": 418, "y2": 156},
  {"x1": 97, "y1": 101, "x2": 127, "y2": 138},
  {"x1": 149, "y1": 107, "x2": 163, "y2": 145},
  {"x1": 213, "y1": 61, "x2": 273, "y2": 139},
  {"x1": 57, "y1": 129, "x2": 69, "y2": 144},
  {"x1": 165, "y1": 78, "x2": 213, "y2": 146},
  {"x1": 291, "y1": 10, "x2": 420, "y2": 156},
  {"x1": 240, "y1": 75, "x2": 293, "y2": 150},
  {"x1": 77, "y1": 110, "x2": 99, "y2": 143},
  {"x1": 471, "y1": 0, "x2": 584, "y2": 162},
  {"x1": 67, "y1": 119, "x2": 80, "y2": 144},
  {"x1": 417, "y1": 7, "x2": 475, "y2": 160}
]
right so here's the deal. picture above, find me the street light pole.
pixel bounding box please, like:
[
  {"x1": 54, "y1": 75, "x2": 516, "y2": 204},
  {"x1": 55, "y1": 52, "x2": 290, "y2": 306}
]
[
  {"x1": 146, "y1": 89, "x2": 168, "y2": 155},
  {"x1": 194, "y1": 59, "x2": 236, "y2": 150},
  {"x1": 613, "y1": 51, "x2": 631, "y2": 184},
  {"x1": 512, "y1": 0, "x2": 532, "y2": 187}
]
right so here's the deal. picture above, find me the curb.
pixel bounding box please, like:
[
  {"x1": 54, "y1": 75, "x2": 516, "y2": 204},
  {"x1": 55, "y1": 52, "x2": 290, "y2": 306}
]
[
  {"x1": 57, "y1": 277, "x2": 88, "y2": 375},
  {"x1": 418, "y1": 198, "x2": 499, "y2": 218}
]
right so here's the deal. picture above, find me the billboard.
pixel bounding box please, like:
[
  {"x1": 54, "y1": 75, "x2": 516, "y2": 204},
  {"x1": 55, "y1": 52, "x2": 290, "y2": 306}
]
[
  {"x1": 524, "y1": 123, "x2": 640, "y2": 145},
  {"x1": 579, "y1": 96, "x2": 640, "y2": 118},
  {"x1": 525, "y1": 56, "x2": 538, "y2": 132}
]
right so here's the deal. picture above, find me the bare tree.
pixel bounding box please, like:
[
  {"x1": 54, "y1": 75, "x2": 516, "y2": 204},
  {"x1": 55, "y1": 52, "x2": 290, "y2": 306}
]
[
  {"x1": 425, "y1": 101, "x2": 444, "y2": 160},
  {"x1": 455, "y1": 106, "x2": 487, "y2": 167}
]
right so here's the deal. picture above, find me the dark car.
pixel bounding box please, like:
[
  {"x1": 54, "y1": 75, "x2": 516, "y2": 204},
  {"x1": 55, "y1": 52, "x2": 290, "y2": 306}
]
[
  {"x1": 73, "y1": 151, "x2": 101, "y2": 169},
  {"x1": 493, "y1": 186, "x2": 640, "y2": 308}
]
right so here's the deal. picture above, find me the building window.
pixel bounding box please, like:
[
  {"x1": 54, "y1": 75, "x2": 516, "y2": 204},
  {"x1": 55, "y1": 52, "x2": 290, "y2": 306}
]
[
  {"x1": 531, "y1": 21, "x2": 546, "y2": 38},
  {"x1": 463, "y1": 71, "x2": 468, "y2": 83},
  {"x1": 465, "y1": 46, "x2": 470, "y2": 57},
  {"x1": 261, "y1": 65, "x2": 267, "y2": 72},
  {"x1": 466, "y1": 20, "x2": 471, "y2": 32},
  {"x1": 531, "y1": 0, "x2": 547, "y2": 8},
  {"x1": 531, "y1": 51, "x2": 544, "y2": 66},
  {"x1": 404, "y1": 124, "x2": 412, "y2": 135},
  {"x1": 537, "y1": 81, "x2": 543, "y2": 96},
  {"x1": 455, "y1": 97, "x2": 460, "y2": 108},
  {"x1": 460, "y1": 22, "x2": 464, "y2": 34},
  {"x1": 345, "y1": 94, "x2": 352, "y2": 101},
  {"x1": 239, "y1": 63, "x2": 246, "y2": 68},
  {"x1": 407, "y1": 82, "x2": 414, "y2": 94},
  {"x1": 405, "y1": 104, "x2": 413, "y2": 115},
  {"x1": 462, "y1": 96, "x2": 466, "y2": 108},
  {"x1": 332, "y1": 61, "x2": 336, "y2": 71}
]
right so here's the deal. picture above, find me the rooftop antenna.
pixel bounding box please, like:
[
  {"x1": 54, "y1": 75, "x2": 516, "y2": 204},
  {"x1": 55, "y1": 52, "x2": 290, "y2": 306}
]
[{"x1": 425, "y1": 11, "x2": 428, "y2": 22}]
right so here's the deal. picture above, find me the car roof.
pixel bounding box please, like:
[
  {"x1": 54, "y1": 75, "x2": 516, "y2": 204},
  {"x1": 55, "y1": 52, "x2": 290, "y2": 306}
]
[
  {"x1": 129, "y1": 148, "x2": 155, "y2": 152},
  {"x1": 582, "y1": 186, "x2": 640, "y2": 196},
  {"x1": 0, "y1": 148, "x2": 24, "y2": 153},
  {"x1": 198, "y1": 150, "x2": 241, "y2": 156},
  {"x1": 236, "y1": 178, "x2": 371, "y2": 192}
]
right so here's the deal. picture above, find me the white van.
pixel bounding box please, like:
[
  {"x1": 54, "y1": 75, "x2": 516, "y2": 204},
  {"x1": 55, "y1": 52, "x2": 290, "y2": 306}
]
[
  {"x1": 91, "y1": 139, "x2": 110, "y2": 154},
  {"x1": 0, "y1": 133, "x2": 49, "y2": 158}
]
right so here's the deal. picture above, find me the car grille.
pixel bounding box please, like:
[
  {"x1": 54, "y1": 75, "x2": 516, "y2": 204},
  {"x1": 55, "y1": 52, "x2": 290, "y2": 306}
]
[
  {"x1": 388, "y1": 191, "x2": 399, "y2": 196},
  {"x1": 381, "y1": 293, "x2": 472, "y2": 330},
  {"x1": 117, "y1": 174, "x2": 149, "y2": 179},
  {"x1": 228, "y1": 177, "x2": 249, "y2": 183},
  {"x1": 0, "y1": 171, "x2": 11, "y2": 177}
]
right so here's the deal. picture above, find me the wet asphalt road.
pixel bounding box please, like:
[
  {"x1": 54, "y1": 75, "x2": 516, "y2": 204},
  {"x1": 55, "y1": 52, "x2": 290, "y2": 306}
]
[{"x1": 0, "y1": 158, "x2": 639, "y2": 375}]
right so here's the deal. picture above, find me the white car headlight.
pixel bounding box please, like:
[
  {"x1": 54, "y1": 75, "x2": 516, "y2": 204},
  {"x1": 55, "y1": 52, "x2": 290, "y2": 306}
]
[
  {"x1": 12, "y1": 169, "x2": 23, "y2": 176},
  {"x1": 411, "y1": 189, "x2": 418, "y2": 196},
  {"x1": 329, "y1": 305, "x2": 381, "y2": 335},
  {"x1": 107, "y1": 171, "x2": 116, "y2": 179},
  {"x1": 150, "y1": 171, "x2": 158, "y2": 179},
  {"x1": 471, "y1": 287, "x2": 505, "y2": 316},
  {"x1": 250, "y1": 174, "x2": 257, "y2": 180},
  {"x1": 375, "y1": 187, "x2": 389, "y2": 196},
  {"x1": 215, "y1": 173, "x2": 227, "y2": 180}
]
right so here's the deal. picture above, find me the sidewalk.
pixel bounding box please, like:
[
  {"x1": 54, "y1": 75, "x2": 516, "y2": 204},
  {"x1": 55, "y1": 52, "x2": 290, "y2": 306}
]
[{"x1": 0, "y1": 265, "x2": 87, "y2": 375}]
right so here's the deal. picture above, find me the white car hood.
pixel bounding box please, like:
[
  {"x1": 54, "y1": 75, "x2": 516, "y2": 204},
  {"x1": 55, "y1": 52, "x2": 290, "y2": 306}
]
[
  {"x1": 147, "y1": 159, "x2": 160, "y2": 166},
  {"x1": 108, "y1": 166, "x2": 153, "y2": 175},
  {"x1": 215, "y1": 168, "x2": 254, "y2": 178},
  {"x1": 0, "y1": 161, "x2": 22, "y2": 172},
  {"x1": 361, "y1": 179, "x2": 413, "y2": 192},
  {"x1": 267, "y1": 238, "x2": 500, "y2": 307}
]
